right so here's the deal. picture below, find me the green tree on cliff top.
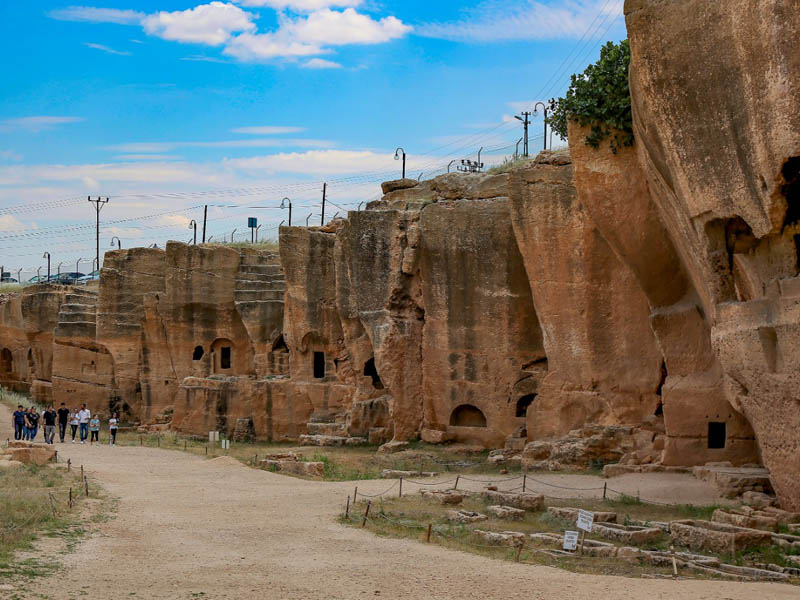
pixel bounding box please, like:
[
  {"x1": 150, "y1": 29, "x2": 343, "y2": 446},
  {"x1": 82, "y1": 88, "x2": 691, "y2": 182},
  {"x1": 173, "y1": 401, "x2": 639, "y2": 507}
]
[{"x1": 547, "y1": 39, "x2": 633, "y2": 153}]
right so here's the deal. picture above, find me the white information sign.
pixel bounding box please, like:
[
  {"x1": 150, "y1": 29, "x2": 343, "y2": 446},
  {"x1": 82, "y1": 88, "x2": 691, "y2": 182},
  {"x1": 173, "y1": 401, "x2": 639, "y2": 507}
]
[
  {"x1": 221, "y1": 439, "x2": 230, "y2": 450},
  {"x1": 563, "y1": 530, "x2": 579, "y2": 551},
  {"x1": 577, "y1": 509, "x2": 594, "y2": 533},
  {"x1": 209, "y1": 431, "x2": 220, "y2": 442}
]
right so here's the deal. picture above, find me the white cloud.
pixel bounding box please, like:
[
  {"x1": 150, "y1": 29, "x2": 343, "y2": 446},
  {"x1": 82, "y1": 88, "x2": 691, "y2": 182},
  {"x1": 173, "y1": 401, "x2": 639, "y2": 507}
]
[
  {"x1": 224, "y1": 8, "x2": 410, "y2": 61},
  {"x1": 108, "y1": 137, "x2": 334, "y2": 153},
  {"x1": 236, "y1": 0, "x2": 362, "y2": 10},
  {"x1": 0, "y1": 150, "x2": 22, "y2": 162},
  {"x1": 417, "y1": 0, "x2": 623, "y2": 42},
  {"x1": 0, "y1": 216, "x2": 30, "y2": 232},
  {"x1": 223, "y1": 33, "x2": 321, "y2": 60},
  {"x1": 180, "y1": 54, "x2": 231, "y2": 63},
  {"x1": 286, "y1": 8, "x2": 411, "y2": 46},
  {"x1": 85, "y1": 42, "x2": 131, "y2": 55},
  {"x1": 0, "y1": 117, "x2": 84, "y2": 133},
  {"x1": 224, "y1": 149, "x2": 410, "y2": 175},
  {"x1": 142, "y1": 2, "x2": 256, "y2": 46},
  {"x1": 47, "y1": 6, "x2": 144, "y2": 25},
  {"x1": 302, "y1": 58, "x2": 342, "y2": 69},
  {"x1": 115, "y1": 154, "x2": 182, "y2": 161},
  {"x1": 231, "y1": 126, "x2": 306, "y2": 134}
]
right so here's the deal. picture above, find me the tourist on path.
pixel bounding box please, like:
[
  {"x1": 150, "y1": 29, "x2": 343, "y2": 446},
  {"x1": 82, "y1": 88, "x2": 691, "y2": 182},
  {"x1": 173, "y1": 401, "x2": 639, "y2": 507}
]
[
  {"x1": 69, "y1": 408, "x2": 79, "y2": 443},
  {"x1": 57, "y1": 402, "x2": 69, "y2": 443},
  {"x1": 12, "y1": 405, "x2": 26, "y2": 440},
  {"x1": 43, "y1": 405, "x2": 56, "y2": 444},
  {"x1": 89, "y1": 414, "x2": 100, "y2": 444},
  {"x1": 26, "y1": 407, "x2": 40, "y2": 441},
  {"x1": 77, "y1": 404, "x2": 91, "y2": 445},
  {"x1": 109, "y1": 413, "x2": 119, "y2": 446}
]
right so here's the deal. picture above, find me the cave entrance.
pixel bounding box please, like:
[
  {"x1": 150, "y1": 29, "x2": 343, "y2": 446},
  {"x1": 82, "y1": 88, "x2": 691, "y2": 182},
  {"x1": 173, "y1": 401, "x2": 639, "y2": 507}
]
[
  {"x1": 193, "y1": 346, "x2": 204, "y2": 361},
  {"x1": 0, "y1": 348, "x2": 12, "y2": 375},
  {"x1": 221, "y1": 347, "x2": 232, "y2": 370},
  {"x1": 708, "y1": 421, "x2": 727, "y2": 449},
  {"x1": 27, "y1": 349, "x2": 34, "y2": 374},
  {"x1": 516, "y1": 394, "x2": 536, "y2": 418},
  {"x1": 272, "y1": 335, "x2": 289, "y2": 353},
  {"x1": 450, "y1": 404, "x2": 487, "y2": 428},
  {"x1": 363, "y1": 358, "x2": 384, "y2": 390},
  {"x1": 313, "y1": 352, "x2": 326, "y2": 379},
  {"x1": 211, "y1": 339, "x2": 234, "y2": 373}
]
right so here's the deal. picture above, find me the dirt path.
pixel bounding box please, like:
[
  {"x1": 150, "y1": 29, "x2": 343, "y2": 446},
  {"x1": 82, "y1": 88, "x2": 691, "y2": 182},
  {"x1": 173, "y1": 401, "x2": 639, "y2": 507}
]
[{"x1": 1, "y1": 404, "x2": 795, "y2": 600}]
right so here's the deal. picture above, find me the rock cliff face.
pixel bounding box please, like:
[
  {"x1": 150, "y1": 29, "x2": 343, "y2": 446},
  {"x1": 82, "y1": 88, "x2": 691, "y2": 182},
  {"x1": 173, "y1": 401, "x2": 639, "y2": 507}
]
[
  {"x1": 625, "y1": 0, "x2": 800, "y2": 509},
  {"x1": 0, "y1": 0, "x2": 797, "y2": 509}
]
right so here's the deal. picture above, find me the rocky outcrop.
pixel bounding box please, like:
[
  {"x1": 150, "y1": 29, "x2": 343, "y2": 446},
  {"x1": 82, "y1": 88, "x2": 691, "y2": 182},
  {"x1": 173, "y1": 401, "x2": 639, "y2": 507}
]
[
  {"x1": 509, "y1": 151, "x2": 663, "y2": 439},
  {"x1": 625, "y1": 0, "x2": 800, "y2": 508}
]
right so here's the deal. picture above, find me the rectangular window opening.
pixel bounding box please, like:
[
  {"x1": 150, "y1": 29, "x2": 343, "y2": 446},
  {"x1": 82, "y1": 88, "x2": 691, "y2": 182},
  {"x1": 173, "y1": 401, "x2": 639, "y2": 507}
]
[
  {"x1": 313, "y1": 352, "x2": 326, "y2": 379},
  {"x1": 221, "y1": 347, "x2": 232, "y2": 370},
  {"x1": 708, "y1": 421, "x2": 727, "y2": 449}
]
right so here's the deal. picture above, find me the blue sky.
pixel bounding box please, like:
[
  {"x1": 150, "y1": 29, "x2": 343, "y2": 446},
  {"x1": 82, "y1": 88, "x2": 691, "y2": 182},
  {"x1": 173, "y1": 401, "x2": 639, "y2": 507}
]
[{"x1": 0, "y1": 0, "x2": 625, "y2": 275}]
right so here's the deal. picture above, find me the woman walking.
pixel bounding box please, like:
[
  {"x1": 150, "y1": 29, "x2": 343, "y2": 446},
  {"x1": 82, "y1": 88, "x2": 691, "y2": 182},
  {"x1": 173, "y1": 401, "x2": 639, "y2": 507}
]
[
  {"x1": 109, "y1": 413, "x2": 119, "y2": 446},
  {"x1": 69, "y1": 409, "x2": 79, "y2": 443},
  {"x1": 89, "y1": 414, "x2": 100, "y2": 444}
]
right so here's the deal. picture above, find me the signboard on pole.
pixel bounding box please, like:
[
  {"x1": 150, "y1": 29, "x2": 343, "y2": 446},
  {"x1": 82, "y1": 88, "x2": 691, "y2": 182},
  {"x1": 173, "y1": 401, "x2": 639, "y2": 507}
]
[
  {"x1": 221, "y1": 439, "x2": 230, "y2": 450},
  {"x1": 248, "y1": 217, "x2": 258, "y2": 229},
  {"x1": 577, "y1": 509, "x2": 594, "y2": 533},
  {"x1": 209, "y1": 431, "x2": 219, "y2": 442},
  {"x1": 563, "y1": 530, "x2": 579, "y2": 551}
]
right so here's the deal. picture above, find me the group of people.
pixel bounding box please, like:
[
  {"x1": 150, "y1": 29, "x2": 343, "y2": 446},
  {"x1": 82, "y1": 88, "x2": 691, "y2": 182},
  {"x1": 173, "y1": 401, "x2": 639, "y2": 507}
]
[{"x1": 12, "y1": 402, "x2": 120, "y2": 446}]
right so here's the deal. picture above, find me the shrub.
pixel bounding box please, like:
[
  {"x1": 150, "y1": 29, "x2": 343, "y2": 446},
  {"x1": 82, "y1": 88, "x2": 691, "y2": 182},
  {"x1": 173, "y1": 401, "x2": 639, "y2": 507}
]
[{"x1": 547, "y1": 40, "x2": 633, "y2": 153}]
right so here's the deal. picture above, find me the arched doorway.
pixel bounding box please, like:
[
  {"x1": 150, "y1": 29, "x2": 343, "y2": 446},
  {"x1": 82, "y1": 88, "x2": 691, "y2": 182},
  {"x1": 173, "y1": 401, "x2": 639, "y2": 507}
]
[
  {"x1": 450, "y1": 404, "x2": 487, "y2": 428},
  {"x1": 516, "y1": 393, "x2": 536, "y2": 418}
]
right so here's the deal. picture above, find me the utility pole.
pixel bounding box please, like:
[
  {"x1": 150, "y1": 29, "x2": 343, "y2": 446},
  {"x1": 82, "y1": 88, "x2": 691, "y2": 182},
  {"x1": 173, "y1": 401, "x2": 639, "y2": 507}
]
[
  {"x1": 534, "y1": 102, "x2": 548, "y2": 151},
  {"x1": 320, "y1": 183, "x2": 327, "y2": 226},
  {"x1": 202, "y1": 205, "x2": 208, "y2": 244},
  {"x1": 515, "y1": 113, "x2": 531, "y2": 158},
  {"x1": 88, "y1": 197, "x2": 109, "y2": 274}
]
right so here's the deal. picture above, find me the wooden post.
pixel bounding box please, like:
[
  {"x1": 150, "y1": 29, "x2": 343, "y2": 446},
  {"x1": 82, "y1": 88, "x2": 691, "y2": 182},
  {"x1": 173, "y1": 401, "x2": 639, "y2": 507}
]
[
  {"x1": 670, "y1": 545, "x2": 678, "y2": 577},
  {"x1": 80, "y1": 464, "x2": 83, "y2": 479},
  {"x1": 84, "y1": 476, "x2": 89, "y2": 497},
  {"x1": 399, "y1": 477, "x2": 403, "y2": 498},
  {"x1": 54, "y1": 450, "x2": 58, "y2": 463},
  {"x1": 184, "y1": 440, "x2": 187, "y2": 450},
  {"x1": 140, "y1": 435, "x2": 143, "y2": 446},
  {"x1": 579, "y1": 530, "x2": 586, "y2": 555},
  {"x1": 69, "y1": 487, "x2": 73, "y2": 508},
  {"x1": 205, "y1": 445, "x2": 208, "y2": 456},
  {"x1": 454, "y1": 475, "x2": 459, "y2": 490},
  {"x1": 48, "y1": 493, "x2": 58, "y2": 518},
  {"x1": 515, "y1": 543, "x2": 523, "y2": 562},
  {"x1": 157, "y1": 435, "x2": 160, "y2": 448},
  {"x1": 522, "y1": 473, "x2": 527, "y2": 493},
  {"x1": 353, "y1": 486, "x2": 358, "y2": 504},
  {"x1": 603, "y1": 482, "x2": 607, "y2": 500},
  {"x1": 345, "y1": 495, "x2": 350, "y2": 520},
  {"x1": 426, "y1": 523, "x2": 432, "y2": 543},
  {"x1": 362, "y1": 501, "x2": 371, "y2": 527},
  {"x1": 67, "y1": 458, "x2": 71, "y2": 472}
]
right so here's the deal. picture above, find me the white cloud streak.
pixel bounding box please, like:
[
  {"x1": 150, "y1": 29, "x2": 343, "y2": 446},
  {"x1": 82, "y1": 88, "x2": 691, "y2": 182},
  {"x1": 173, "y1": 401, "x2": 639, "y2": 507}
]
[
  {"x1": 416, "y1": 0, "x2": 624, "y2": 42},
  {"x1": 235, "y1": 0, "x2": 362, "y2": 10},
  {"x1": 231, "y1": 126, "x2": 306, "y2": 134},
  {"x1": 85, "y1": 42, "x2": 132, "y2": 55},
  {"x1": 142, "y1": 2, "x2": 256, "y2": 46},
  {"x1": 0, "y1": 117, "x2": 84, "y2": 133},
  {"x1": 302, "y1": 58, "x2": 342, "y2": 69},
  {"x1": 47, "y1": 6, "x2": 145, "y2": 24}
]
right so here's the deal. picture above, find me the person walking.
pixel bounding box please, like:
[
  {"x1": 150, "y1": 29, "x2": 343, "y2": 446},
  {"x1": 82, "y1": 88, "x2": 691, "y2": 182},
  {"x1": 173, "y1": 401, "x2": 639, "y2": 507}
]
[
  {"x1": 27, "y1": 407, "x2": 40, "y2": 441},
  {"x1": 89, "y1": 414, "x2": 100, "y2": 444},
  {"x1": 109, "y1": 412, "x2": 119, "y2": 446},
  {"x1": 77, "y1": 404, "x2": 91, "y2": 445},
  {"x1": 69, "y1": 408, "x2": 79, "y2": 443},
  {"x1": 12, "y1": 405, "x2": 26, "y2": 440},
  {"x1": 22, "y1": 408, "x2": 30, "y2": 440},
  {"x1": 57, "y1": 402, "x2": 70, "y2": 443},
  {"x1": 43, "y1": 406, "x2": 56, "y2": 444}
]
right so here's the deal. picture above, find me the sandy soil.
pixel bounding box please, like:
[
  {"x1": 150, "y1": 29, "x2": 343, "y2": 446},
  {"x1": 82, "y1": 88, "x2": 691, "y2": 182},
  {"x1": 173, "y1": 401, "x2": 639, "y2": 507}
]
[{"x1": 1, "y1": 404, "x2": 796, "y2": 600}]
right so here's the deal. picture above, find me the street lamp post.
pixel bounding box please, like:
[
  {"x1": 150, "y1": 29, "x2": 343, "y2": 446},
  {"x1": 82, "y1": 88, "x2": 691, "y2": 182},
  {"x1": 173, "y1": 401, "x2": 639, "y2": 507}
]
[
  {"x1": 231, "y1": 229, "x2": 237, "y2": 243},
  {"x1": 76, "y1": 258, "x2": 83, "y2": 276},
  {"x1": 280, "y1": 198, "x2": 292, "y2": 227},
  {"x1": 110, "y1": 237, "x2": 121, "y2": 250},
  {"x1": 188, "y1": 220, "x2": 197, "y2": 245},
  {"x1": 533, "y1": 102, "x2": 548, "y2": 151},
  {"x1": 256, "y1": 224, "x2": 262, "y2": 243},
  {"x1": 37, "y1": 266, "x2": 42, "y2": 283},
  {"x1": 42, "y1": 252, "x2": 51, "y2": 283},
  {"x1": 57, "y1": 262, "x2": 64, "y2": 282},
  {"x1": 394, "y1": 147, "x2": 406, "y2": 179},
  {"x1": 306, "y1": 214, "x2": 312, "y2": 227}
]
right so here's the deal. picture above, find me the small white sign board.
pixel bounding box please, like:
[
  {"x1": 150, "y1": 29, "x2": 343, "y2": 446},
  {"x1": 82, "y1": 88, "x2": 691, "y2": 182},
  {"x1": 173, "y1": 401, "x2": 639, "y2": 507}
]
[
  {"x1": 577, "y1": 509, "x2": 594, "y2": 533},
  {"x1": 209, "y1": 431, "x2": 219, "y2": 442},
  {"x1": 563, "y1": 530, "x2": 579, "y2": 551},
  {"x1": 221, "y1": 439, "x2": 230, "y2": 450}
]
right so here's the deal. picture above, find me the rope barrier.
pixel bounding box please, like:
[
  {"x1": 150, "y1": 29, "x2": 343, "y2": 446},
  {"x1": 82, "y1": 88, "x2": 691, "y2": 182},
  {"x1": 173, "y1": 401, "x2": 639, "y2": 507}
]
[
  {"x1": 356, "y1": 480, "x2": 399, "y2": 498},
  {"x1": 402, "y1": 477, "x2": 459, "y2": 487}
]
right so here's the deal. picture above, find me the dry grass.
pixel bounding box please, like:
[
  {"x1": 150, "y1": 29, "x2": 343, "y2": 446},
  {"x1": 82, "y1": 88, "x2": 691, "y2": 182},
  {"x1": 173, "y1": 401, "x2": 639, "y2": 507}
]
[
  {"x1": 343, "y1": 494, "x2": 799, "y2": 582},
  {"x1": 0, "y1": 283, "x2": 24, "y2": 294},
  {"x1": 112, "y1": 430, "x2": 516, "y2": 481}
]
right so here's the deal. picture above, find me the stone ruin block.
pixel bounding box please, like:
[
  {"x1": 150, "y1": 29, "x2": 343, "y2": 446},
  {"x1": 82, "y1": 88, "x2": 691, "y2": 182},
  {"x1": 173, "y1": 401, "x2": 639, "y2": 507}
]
[
  {"x1": 546, "y1": 507, "x2": 617, "y2": 523},
  {"x1": 486, "y1": 505, "x2": 525, "y2": 520},
  {"x1": 419, "y1": 489, "x2": 465, "y2": 505},
  {"x1": 591, "y1": 522, "x2": 663, "y2": 544},
  {"x1": 669, "y1": 520, "x2": 773, "y2": 553},
  {"x1": 260, "y1": 455, "x2": 324, "y2": 478},
  {"x1": 712, "y1": 508, "x2": 778, "y2": 532},
  {"x1": 445, "y1": 510, "x2": 487, "y2": 524},
  {"x1": 3, "y1": 442, "x2": 56, "y2": 465},
  {"x1": 472, "y1": 530, "x2": 526, "y2": 547},
  {"x1": 482, "y1": 490, "x2": 544, "y2": 511}
]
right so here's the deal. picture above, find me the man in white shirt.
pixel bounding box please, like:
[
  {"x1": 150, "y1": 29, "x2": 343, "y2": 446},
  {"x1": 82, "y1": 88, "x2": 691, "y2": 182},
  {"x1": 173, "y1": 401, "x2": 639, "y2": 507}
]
[{"x1": 78, "y1": 404, "x2": 91, "y2": 445}]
